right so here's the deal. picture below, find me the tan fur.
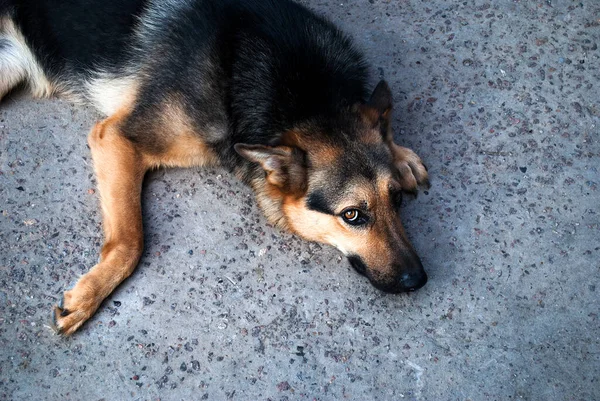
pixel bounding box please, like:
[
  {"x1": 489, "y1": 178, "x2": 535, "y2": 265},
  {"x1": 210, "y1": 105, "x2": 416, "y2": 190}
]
[
  {"x1": 251, "y1": 124, "x2": 429, "y2": 287},
  {"x1": 282, "y1": 196, "x2": 346, "y2": 245},
  {"x1": 311, "y1": 143, "x2": 343, "y2": 167},
  {"x1": 144, "y1": 97, "x2": 220, "y2": 168},
  {"x1": 357, "y1": 123, "x2": 383, "y2": 145},
  {"x1": 281, "y1": 129, "x2": 342, "y2": 166},
  {"x1": 388, "y1": 143, "x2": 430, "y2": 193},
  {"x1": 54, "y1": 108, "x2": 146, "y2": 335},
  {"x1": 368, "y1": 103, "x2": 430, "y2": 193},
  {"x1": 249, "y1": 177, "x2": 289, "y2": 229},
  {"x1": 281, "y1": 176, "x2": 407, "y2": 281},
  {"x1": 145, "y1": 131, "x2": 219, "y2": 169},
  {"x1": 53, "y1": 93, "x2": 220, "y2": 334}
]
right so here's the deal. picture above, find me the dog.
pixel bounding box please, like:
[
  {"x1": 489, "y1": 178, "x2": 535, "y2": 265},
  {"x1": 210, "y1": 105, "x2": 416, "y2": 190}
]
[{"x1": 1, "y1": 0, "x2": 430, "y2": 335}]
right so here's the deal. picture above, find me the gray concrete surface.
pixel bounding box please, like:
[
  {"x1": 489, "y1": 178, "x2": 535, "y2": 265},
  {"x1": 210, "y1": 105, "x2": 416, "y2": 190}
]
[{"x1": 1, "y1": 0, "x2": 599, "y2": 400}]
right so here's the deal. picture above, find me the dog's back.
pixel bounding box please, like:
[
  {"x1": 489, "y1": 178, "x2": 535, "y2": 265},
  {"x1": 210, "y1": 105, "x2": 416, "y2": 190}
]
[
  {"x1": 1, "y1": 0, "x2": 368, "y2": 156},
  {"x1": 2, "y1": 2, "x2": 366, "y2": 102}
]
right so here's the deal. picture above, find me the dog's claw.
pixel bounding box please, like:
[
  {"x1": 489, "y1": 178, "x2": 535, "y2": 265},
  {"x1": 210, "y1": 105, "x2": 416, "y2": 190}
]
[
  {"x1": 52, "y1": 306, "x2": 66, "y2": 335},
  {"x1": 406, "y1": 187, "x2": 419, "y2": 198},
  {"x1": 52, "y1": 295, "x2": 71, "y2": 334},
  {"x1": 51, "y1": 282, "x2": 100, "y2": 336}
]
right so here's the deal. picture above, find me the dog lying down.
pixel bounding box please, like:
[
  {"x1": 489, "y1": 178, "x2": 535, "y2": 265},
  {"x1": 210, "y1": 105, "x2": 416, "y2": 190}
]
[{"x1": 0, "y1": 0, "x2": 430, "y2": 335}]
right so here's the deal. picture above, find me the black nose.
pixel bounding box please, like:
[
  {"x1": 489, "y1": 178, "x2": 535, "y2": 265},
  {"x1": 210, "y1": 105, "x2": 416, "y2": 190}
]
[
  {"x1": 347, "y1": 254, "x2": 428, "y2": 293},
  {"x1": 398, "y1": 270, "x2": 428, "y2": 292}
]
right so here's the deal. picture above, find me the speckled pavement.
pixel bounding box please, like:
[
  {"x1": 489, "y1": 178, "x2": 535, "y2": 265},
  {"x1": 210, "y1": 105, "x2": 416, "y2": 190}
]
[{"x1": 1, "y1": 1, "x2": 598, "y2": 400}]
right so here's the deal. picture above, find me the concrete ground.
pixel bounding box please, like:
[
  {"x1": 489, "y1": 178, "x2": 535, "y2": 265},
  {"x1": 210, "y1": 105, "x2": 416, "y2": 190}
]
[{"x1": 1, "y1": 0, "x2": 598, "y2": 400}]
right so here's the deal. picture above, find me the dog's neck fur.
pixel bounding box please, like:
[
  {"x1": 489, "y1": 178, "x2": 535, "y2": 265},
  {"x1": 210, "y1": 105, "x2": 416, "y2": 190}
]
[{"x1": 248, "y1": 174, "x2": 289, "y2": 229}]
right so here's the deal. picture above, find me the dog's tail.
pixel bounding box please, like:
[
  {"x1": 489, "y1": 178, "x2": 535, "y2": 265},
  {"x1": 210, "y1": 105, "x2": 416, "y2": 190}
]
[{"x1": 0, "y1": 1, "x2": 56, "y2": 101}]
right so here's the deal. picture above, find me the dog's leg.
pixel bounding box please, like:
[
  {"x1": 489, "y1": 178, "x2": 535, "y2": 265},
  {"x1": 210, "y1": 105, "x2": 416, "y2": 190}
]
[
  {"x1": 54, "y1": 112, "x2": 147, "y2": 335},
  {"x1": 366, "y1": 81, "x2": 430, "y2": 193},
  {"x1": 387, "y1": 141, "x2": 430, "y2": 194}
]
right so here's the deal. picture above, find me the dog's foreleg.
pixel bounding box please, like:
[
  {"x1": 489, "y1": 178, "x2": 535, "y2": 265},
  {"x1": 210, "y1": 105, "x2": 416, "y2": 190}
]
[
  {"x1": 366, "y1": 81, "x2": 430, "y2": 194},
  {"x1": 54, "y1": 112, "x2": 146, "y2": 335}
]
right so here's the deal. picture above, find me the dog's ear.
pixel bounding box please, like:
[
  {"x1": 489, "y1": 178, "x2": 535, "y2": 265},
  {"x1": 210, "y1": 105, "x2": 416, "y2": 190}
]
[
  {"x1": 234, "y1": 144, "x2": 306, "y2": 193},
  {"x1": 368, "y1": 80, "x2": 393, "y2": 116},
  {"x1": 360, "y1": 80, "x2": 393, "y2": 127}
]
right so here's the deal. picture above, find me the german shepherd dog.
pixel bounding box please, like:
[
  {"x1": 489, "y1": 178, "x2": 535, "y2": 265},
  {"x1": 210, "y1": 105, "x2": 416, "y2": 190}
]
[{"x1": 1, "y1": 0, "x2": 430, "y2": 335}]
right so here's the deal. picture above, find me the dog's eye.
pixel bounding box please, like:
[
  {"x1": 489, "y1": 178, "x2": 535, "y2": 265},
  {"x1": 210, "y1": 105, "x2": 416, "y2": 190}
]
[
  {"x1": 344, "y1": 209, "x2": 358, "y2": 221},
  {"x1": 341, "y1": 209, "x2": 367, "y2": 226}
]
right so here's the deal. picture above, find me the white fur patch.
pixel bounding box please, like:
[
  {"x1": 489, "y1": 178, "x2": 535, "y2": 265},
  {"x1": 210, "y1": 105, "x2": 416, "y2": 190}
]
[
  {"x1": 85, "y1": 74, "x2": 138, "y2": 116},
  {"x1": 0, "y1": 17, "x2": 54, "y2": 99}
]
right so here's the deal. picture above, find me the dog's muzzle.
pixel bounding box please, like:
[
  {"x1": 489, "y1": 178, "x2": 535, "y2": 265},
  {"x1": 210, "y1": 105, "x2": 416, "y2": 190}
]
[{"x1": 348, "y1": 254, "x2": 428, "y2": 293}]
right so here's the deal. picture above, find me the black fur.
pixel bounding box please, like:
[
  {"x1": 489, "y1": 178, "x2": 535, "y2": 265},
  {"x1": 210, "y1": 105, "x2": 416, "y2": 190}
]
[
  {"x1": 7, "y1": 0, "x2": 146, "y2": 78},
  {"x1": 5, "y1": 0, "x2": 371, "y2": 184},
  {"x1": 348, "y1": 255, "x2": 367, "y2": 276},
  {"x1": 306, "y1": 190, "x2": 335, "y2": 216}
]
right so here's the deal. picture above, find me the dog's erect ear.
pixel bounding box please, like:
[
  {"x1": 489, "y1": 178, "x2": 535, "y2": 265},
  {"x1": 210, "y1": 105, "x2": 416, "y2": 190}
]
[
  {"x1": 368, "y1": 80, "x2": 393, "y2": 115},
  {"x1": 361, "y1": 80, "x2": 393, "y2": 128},
  {"x1": 234, "y1": 144, "x2": 307, "y2": 193}
]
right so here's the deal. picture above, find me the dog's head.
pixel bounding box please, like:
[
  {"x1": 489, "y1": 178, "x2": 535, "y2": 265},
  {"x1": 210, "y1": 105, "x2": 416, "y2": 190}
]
[{"x1": 235, "y1": 81, "x2": 427, "y2": 293}]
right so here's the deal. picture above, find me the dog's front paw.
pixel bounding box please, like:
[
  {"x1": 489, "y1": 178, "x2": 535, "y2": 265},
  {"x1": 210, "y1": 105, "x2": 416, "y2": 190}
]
[
  {"x1": 53, "y1": 276, "x2": 102, "y2": 335},
  {"x1": 389, "y1": 144, "x2": 430, "y2": 194}
]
